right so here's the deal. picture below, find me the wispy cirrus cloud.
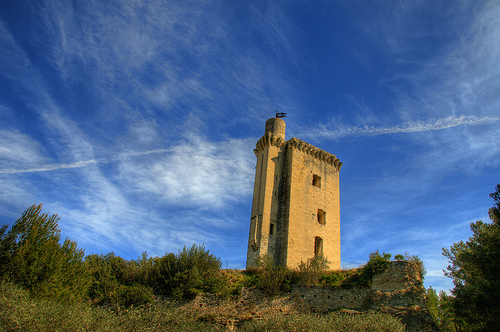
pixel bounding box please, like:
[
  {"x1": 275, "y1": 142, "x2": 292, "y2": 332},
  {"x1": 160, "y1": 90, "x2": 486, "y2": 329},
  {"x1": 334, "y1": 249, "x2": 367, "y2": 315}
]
[
  {"x1": 0, "y1": 130, "x2": 50, "y2": 169},
  {"x1": 116, "y1": 135, "x2": 255, "y2": 209},
  {"x1": 0, "y1": 148, "x2": 175, "y2": 174}
]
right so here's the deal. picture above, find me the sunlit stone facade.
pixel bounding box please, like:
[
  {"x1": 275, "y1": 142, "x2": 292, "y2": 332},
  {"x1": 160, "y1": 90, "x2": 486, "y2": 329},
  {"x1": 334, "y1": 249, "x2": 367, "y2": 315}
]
[{"x1": 246, "y1": 117, "x2": 342, "y2": 269}]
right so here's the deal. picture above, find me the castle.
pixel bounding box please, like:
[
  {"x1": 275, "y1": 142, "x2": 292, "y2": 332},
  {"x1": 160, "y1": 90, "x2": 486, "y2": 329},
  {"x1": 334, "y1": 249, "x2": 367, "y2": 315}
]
[{"x1": 246, "y1": 117, "x2": 342, "y2": 269}]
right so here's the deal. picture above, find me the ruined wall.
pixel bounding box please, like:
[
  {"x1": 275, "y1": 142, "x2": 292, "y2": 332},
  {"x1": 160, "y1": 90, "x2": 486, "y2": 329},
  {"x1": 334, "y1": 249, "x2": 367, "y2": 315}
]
[
  {"x1": 372, "y1": 260, "x2": 423, "y2": 292},
  {"x1": 289, "y1": 262, "x2": 432, "y2": 331},
  {"x1": 291, "y1": 262, "x2": 426, "y2": 312}
]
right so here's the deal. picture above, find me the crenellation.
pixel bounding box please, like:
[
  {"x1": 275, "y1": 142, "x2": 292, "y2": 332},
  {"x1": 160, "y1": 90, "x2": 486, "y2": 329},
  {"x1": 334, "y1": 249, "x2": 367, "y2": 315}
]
[{"x1": 254, "y1": 132, "x2": 286, "y2": 155}]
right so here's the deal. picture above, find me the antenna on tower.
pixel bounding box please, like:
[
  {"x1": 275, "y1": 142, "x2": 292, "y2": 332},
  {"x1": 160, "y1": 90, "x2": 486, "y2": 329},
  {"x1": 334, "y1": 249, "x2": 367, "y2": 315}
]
[{"x1": 276, "y1": 110, "x2": 287, "y2": 118}]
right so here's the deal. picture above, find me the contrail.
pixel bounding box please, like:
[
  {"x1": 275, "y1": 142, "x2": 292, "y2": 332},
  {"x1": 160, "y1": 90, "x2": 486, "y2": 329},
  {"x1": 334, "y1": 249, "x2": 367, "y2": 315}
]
[
  {"x1": 0, "y1": 148, "x2": 174, "y2": 174},
  {"x1": 2, "y1": 115, "x2": 498, "y2": 174},
  {"x1": 307, "y1": 115, "x2": 500, "y2": 140}
]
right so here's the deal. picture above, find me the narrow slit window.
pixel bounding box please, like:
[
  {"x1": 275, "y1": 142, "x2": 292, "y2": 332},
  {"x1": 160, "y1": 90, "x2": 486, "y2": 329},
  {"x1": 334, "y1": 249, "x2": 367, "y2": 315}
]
[
  {"x1": 312, "y1": 174, "x2": 321, "y2": 188},
  {"x1": 317, "y1": 209, "x2": 326, "y2": 225},
  {"x1": 269, "y1": 223, "x2": 275, "y2": 236},
  {"x1": 314, "y1": 237, "x2": 323, "y2": 258}
]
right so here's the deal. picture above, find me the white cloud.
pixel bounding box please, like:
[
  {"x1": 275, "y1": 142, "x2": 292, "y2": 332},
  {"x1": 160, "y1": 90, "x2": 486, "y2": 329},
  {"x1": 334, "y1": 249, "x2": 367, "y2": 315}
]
[
  {"x1": 117, "y1": 135, "x2": 255, "y2": 209},
  {"x1": 0, "y1": 130, "x2": 50, "y2": 169},
  {"x1": 0, "y1": 148, "x2": 176, "y2": 174}
]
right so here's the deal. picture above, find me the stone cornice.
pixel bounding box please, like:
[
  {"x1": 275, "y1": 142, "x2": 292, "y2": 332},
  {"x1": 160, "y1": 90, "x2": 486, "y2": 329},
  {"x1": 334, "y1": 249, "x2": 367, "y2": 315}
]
[
  {"x1": 287, "y1": 137, "x2": 343, "y2": 171},
  {"x1": 254, "y1": 132, "x2": 286, "y2": 155}
]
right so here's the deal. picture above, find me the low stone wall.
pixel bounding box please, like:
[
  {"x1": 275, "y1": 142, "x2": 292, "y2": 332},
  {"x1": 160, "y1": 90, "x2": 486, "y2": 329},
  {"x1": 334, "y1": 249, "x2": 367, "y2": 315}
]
[
  {"x1": 291, "y1": 261, "x2": 425, "y2": 312},
  {"x1": 287, "y1": 262, "x2": 433, "y2": 331},
  {"x1": 291, "y1": 285, "x2": 426, "y2": 313},
  {"x1": 292, "y1": 285, "x2": 368, "y2": 312}
]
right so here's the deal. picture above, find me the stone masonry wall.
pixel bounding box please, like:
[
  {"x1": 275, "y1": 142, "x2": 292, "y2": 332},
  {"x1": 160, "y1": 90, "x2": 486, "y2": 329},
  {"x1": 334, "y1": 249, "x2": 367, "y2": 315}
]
[
  {"x1": 292, "y1": 261, "x2": 425, "y2": 312},
  {"x1": 292, "y1": 285, "x2": 369, "y2": 312},
  {"x1": 288, "y1": 262, "x2": 433, "y2": 331},
  {"x1": 372, "y1": 260, "x2": 422, "y2": 292}
]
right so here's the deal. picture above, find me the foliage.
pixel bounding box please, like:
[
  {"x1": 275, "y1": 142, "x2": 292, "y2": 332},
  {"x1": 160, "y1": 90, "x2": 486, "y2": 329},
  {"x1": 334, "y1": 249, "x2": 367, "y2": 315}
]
[
  {"x1": 394, "y1": 254, "x2": 404, "y2": 261},
  {"x1": 320, "y1": 268, "x2": 362, "y2": 288},
  {"x1": 357, "y1": 250, "x2": 392, "y2": 287},
  {"x1": 443, "y1": 184, "x2": 500, "y2": 331},
  {"x1": 85, "y1": 252, "x2": 154, "y2": 307},
  {"x1": 426, "y1": 287, "x2": 465, "y2": 332},
  {"x1": 0, "y1": 281, "x2": 220, "y2": 332},
  {"x1": 0, "y1": 204, "x2": 91, "y2": 303},
  {"x1": 239, "y1": 312, "x2": 405, "y2": 332},
  {"x1": 251, "y1": 255, "x2": 293, "y2": 295},
  {"x1": 214, "y1": 269, "x2": 248, "y2": 296},
  {"x1": 404, "y1": 252, "x2": 426, "y2": 281},
  {"x1": 1, "y1": 281, "x2": 406, "y2": 332},
  {"x1": 151, "y1": 244, "x2": 222, "y2": 300},
  {"x1": 295, "y1": 255, "x2": 330, "y2": 285},
  {"x1": 86, "y1": 245, "x2": 222, "y2": 305}
]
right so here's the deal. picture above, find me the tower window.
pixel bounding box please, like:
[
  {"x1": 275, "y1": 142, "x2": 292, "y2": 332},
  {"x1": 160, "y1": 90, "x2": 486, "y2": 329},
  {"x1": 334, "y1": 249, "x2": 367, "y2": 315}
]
[
  {"x1": 314, "y1": 237, "x2": 323, "y2": 258},
  {"x1": 317, "y1": 209, "x2": 326, "y2": 224},
  {"x1": 269, "y1": 223, "x2": 275, "y2": 235},
  {"x1": 312, "y1": 174, "x2": 321, "y2": 188}
]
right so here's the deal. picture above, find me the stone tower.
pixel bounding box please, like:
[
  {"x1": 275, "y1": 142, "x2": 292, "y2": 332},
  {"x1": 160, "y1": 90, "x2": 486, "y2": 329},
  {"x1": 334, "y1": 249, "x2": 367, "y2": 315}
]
[{"x1": 246, "y1": 117, "x2": 342, "y2": 269}]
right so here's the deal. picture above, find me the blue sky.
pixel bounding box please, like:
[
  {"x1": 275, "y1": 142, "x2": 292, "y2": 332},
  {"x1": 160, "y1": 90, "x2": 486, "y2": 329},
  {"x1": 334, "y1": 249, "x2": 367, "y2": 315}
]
[{"x1": 1, "y1": 0, "x2": 499, "y2": 293}]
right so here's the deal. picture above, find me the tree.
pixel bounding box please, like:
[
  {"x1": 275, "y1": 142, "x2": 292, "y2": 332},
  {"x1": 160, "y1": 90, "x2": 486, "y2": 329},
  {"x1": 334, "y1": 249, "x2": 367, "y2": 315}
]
[
  {"x1": 443, "y1": 185, "x2": 500, "y2": 331},
  {"x1": 0, "y1": 204, "x2": 91, "y2": 302},
  {"x1": 426, "y1": 287, "x2": 465, "y2": 331}
]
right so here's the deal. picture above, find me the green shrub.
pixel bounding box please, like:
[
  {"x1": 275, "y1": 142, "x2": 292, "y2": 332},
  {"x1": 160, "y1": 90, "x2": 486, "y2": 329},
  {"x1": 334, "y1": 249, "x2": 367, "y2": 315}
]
[
  {"x1": 404, "y1": 252, "x2": 426, "y2": 280},
  {"x1": 252, "y1": 255, "x2": 293, "y2": 295},
  {"x1": 116, "y1": 283, "x2": 154, "y2": 308},
  {"x1": 0, "y1": 204, "x2": 91, "y2": 303},
  {"x1": 296, "y1": 255, "x2": 330, "y2": 285},
  {"x1": 320, "y1": 269, "x2": 361, "y2": 288},
  {"x1": 394, "y1": 254, "x2": 405, "y2": 261},
  {"x1": 151, "y1": 244, "x2": 222, "y2": 300},
  {"x1": 357, "y1": 250, "x2": 391, "y2": 287}
]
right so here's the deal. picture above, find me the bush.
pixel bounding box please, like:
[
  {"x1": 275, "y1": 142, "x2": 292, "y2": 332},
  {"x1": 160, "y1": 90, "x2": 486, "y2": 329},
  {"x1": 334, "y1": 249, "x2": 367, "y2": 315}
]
[
  {"x1": 320, "y1": 269, "x2": 361, "y2": 288},
  {"x1": 357, "y1": 250, "x2": 391, "y2": 287},
  {"x1": 152, "y1": 244, "x2": 222, "y2": 300},
  {"x1": 394, "y1": 254, "x2": 404, "y2": 261},
  {"x1": 0, "y1": 204, "x2": 91, "y2": 303},
  {"x1": 116, "y1": 283, "x2": 154, "y2": 308},
  {"x1": 296, "y1": 255, "x2": 330, "y2": 285},
  {"x1": 404, "y1": 252, "x2": 426, "y2": 280},
  {"x1": 251, "y1": 255, "x2": 293, "y2": 295}
]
